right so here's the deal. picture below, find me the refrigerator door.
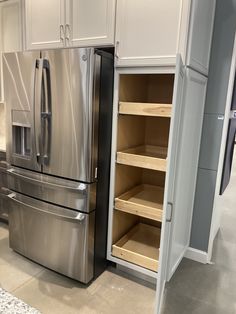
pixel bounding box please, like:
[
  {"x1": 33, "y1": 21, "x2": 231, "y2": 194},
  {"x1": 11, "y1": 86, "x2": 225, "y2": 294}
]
[
  {"x1": 7, "y1": 166, "x2": 96, "y2": 212},
  {"x1": 3, "y1": 51, "x2": 41, "y2": 171},
  {"x1": 40, "y1": 48, "x2": 100, "y2": 182},
  {"x1": 220, "y1": 113, "x2": 236, "y2": 194},
  {"x1": 7, "y1": 191, "x2": 95, "y2": 283}
]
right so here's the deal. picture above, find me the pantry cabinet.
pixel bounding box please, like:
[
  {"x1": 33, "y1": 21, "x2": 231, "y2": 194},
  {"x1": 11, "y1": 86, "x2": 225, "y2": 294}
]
[
  {"x1": 115, "y1": 0, "x2": 216, "y2": 75},
  {"x1": 24, "y1": 0, "x2": 116, "y2": 50},
  {"x1": 106, "y1": 57, "x2": 207, "y2": 311}
]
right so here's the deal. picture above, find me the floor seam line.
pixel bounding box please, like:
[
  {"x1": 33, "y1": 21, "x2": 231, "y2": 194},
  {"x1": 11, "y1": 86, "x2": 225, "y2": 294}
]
[{"x1": 10, "y1": 268, "x2": 45, "y2": 293}]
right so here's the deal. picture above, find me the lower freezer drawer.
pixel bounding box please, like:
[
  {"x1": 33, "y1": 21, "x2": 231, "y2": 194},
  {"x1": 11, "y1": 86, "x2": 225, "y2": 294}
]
[{"x1": 7, "y1": 191, "x2": 95, "y2": 284}]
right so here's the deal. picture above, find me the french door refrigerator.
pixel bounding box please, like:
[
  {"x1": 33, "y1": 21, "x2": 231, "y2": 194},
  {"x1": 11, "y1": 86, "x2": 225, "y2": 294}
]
[{"x1": 3, "y1": 48, "x2": 114, "y2": 283}]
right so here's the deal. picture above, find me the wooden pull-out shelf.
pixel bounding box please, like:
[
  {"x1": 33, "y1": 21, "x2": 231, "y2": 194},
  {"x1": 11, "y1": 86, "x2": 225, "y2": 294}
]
[
  {"x1": 112, "y1": 223, "x2": 161, "y2": 272},
  {"x1": 116, "y1": 145, "x2": 167, "y2": 171},
  {"x1": 115, "y1": 184, "x2": 164, "y2": 221},
  {"x1": 119, "y1": 102, "x2": 172, "y2": 117}
]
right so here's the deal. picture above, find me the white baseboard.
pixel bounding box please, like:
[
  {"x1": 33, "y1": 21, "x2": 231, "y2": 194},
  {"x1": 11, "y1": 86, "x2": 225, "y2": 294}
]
[{"x1": 184, "y1": 247, "x2": 208, "y2": 264}]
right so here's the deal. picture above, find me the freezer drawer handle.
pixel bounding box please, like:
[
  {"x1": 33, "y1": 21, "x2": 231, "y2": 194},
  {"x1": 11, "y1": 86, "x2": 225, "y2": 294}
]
[
  {"x1": 7, "y1": 168, "x2": 88, "y2": 194},
  {"x1": 7, "y1": 192, "x2": 86, "y2": 222}
]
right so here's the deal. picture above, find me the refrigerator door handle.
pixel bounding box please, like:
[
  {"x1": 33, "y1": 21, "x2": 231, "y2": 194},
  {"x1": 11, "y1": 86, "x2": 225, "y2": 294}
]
[
  {"x1": 7, "y1": 167, "x2": 88, "y2": 194},
  {"x1": 7, "y1": 192, "x2": 86, "y2": 222},
  {"x1": 35, "y1": 58, "x2": 44, "y2": 165},
  {"x1": 41, "y1": 59, "x2": 52, "y2": 166}
]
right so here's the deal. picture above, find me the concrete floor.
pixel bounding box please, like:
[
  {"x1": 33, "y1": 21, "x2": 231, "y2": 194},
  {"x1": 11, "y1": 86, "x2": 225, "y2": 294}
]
[
  {"x1": 0, "y1": 154, "x2": 236, "y2": 313},
  {"x1": 0, "y1": 222, "x2": 156, "y2": 313},
  {"x1": 161, "y1": 151, "x2": 236, "y2": 314}
]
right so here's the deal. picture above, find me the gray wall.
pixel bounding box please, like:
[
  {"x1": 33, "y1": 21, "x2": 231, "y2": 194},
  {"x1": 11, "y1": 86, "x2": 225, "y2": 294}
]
[{"x1": 190, "y1": 0, "x2": 236, "y2": 252}]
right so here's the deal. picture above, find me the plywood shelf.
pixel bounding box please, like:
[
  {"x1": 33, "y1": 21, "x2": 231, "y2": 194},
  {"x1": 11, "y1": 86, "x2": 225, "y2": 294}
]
[
  {"x1": 119, "y1": 101, "x2": 172, "y2": 117},
  {"x1": 115, "y1": 184, "x2": 164, "y2": 222},
  {"x1": 116, "y1": 145, "x2": 167, "y2": 171},
  {"x1": 112, "y1": 223, "x2": 161, "y2": 272}
]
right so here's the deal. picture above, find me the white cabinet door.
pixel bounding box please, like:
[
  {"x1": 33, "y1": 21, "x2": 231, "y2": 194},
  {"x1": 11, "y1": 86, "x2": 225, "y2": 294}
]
[
  {"x1": 25, "y1": 0, "x2": 65, "y2": 50},
  {"x1": 155, "y1": 55, "x2": 185, "y2": 314},
  {"x1": 166, "y1": 69, "x2": 207, "y2": 282},
  {"x1": 0, "y1": 0, "x2": 22, "y2": 52},
  {"x1": 68, "y1": 0, "x2": 116, "y2": 47},
  {"x1": 115, "y1": 0, "x2": 183, "y2": 67},
  {"x1": 187, "y1": 0, "x2": 216, "y2": 75}
]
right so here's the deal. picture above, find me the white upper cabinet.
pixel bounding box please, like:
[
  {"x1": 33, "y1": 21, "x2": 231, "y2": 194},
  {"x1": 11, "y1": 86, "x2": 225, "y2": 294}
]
[
  {"x1": 187, "y1": 0, "x2": 216, "y2": 75},
  {"x1": 68, "y1": 0, "x2": 116, "y2": 47},
  {"x1": 0, "y1": 0, "x2": 23, "y2": 52},
  {"x1": 24, "y1": 0, "x2": 116, "y2": 50},
  {"x1": 115, "y1": 0, "x2": 216, "y2": 72},
  {"x1": 25, "y1": 0, "x2": 65, "y2": 50},
  {"x1": 115, "y1": 0, "x2": 183, "y2": 67}
]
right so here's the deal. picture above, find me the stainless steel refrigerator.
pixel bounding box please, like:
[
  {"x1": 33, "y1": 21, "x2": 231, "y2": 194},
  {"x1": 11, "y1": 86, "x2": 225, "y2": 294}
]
[{"x1": 3, "y1": 48, "x2": 114, "y2": 283}]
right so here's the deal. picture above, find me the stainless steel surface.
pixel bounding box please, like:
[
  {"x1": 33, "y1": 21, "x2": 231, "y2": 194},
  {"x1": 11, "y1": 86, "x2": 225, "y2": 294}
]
[
  {"x1": 3, "y1": 48, "x2": 100, "y2": 182},
  {"x1": 41, "y1": 48, "x2": 100, "y2": 182},
  {"x1": 0, "y1": 151, "x2": 8, "y2": 221},
  {"x1": 3, "y1": 48, "x2": 110, "y2": 283},
  {"x1": 3, "y1": 51, "x2": 41, "y2": 171},
  {"x1": 7, "y1": 167, "x2": 96, "y2": 212},
  {"x1": 8, "y1": 191, "x2": 95, "y2": 283}
]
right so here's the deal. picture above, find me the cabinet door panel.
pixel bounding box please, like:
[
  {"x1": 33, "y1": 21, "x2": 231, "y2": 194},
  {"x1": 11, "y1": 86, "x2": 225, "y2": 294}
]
[
  {"x1": 115, "y1": 0, "x2": 182, "y2": 67},
  {"x1": 187, "y1": 0, "x2": 216, "y2": 75},
  {"x1": 70, "y1": 0, "x2": 116, "y2": 47},
  {"x1": 25, "y1": 0, "x2": 65, "y2": 50},
  {"x1": 155, "y1": 56, "x2": 185, "y2": 314},
  {"x1": 0, "y1": 0, "x2": 22, "y2": 52}
]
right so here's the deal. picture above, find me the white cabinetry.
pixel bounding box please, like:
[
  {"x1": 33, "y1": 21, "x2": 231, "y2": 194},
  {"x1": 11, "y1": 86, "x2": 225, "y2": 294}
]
[
  {"x1": 115, "y1": 0, "x2": 216, "y2": 73},
  {"x1": 115, "y1": 0, "x2": 183, "y2": 67},
  {"x1": 107, "y1": 58, "x2": 208, "y2": 312},
  {"x1": 25, "y1": 0, "x2": 64, "y2": 50},
  {"x1": 68, "y1": 0, "x2": 116, "y2": 47},
  {"x1": 0, "y1": 0, "x2": 23, "y2": 52},
  {"x1": 0, "y1": 0, "x2": 23, "y2": 102},
  {"x1": 187, "y1": 0, "x2": 216, "y2": 75},
  {"x1": 25, "y1": 0, "x2": 116, "y2": 50}
]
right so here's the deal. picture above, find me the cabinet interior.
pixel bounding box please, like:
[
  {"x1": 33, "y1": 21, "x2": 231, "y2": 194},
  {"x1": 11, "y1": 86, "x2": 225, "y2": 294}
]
[
  {"x1": 117, "y1": 115, "x2": 170, "y2": 151},
  {"x1": 111, "y1": 73, "x2": 172, "y2": 273},
  {"x1": 119, "y1": 74, "x2": 174, "y2": 104}
]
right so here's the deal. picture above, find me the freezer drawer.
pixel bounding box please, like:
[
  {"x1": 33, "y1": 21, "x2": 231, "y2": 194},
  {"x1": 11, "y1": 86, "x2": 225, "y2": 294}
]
[
  {"x1": 7, "y1": 191, "x2": 95, "y2": 283},
  {"x1": 7, "y1": 167, "x2": 96, "y2": 213},
  {"x1": 0, "y1": 156, "x2": 8, "y2": 221}
]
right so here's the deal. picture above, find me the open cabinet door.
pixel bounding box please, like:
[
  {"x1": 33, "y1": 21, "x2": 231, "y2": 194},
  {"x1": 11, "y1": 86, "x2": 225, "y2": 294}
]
[
  {"x1": 156, "y1": 60, "x2": 208, "y2": 313},
  {"x1": 166, "y1": 68, "x2": 207, "y2": 281},
  {"x1": 155, "y1": 55, "x2": 185, "y2": 314}
]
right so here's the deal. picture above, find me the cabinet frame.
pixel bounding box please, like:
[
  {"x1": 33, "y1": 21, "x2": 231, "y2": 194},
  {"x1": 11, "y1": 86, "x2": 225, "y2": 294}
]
[{"x1": 106, "y1": 64, "x2": 179, "y2": 279}]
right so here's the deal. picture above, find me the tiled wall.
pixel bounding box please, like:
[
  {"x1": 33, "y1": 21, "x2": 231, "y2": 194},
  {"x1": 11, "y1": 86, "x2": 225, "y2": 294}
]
[{"x1": 0, "y1": 103, "x2": 6, "y2": 151}]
